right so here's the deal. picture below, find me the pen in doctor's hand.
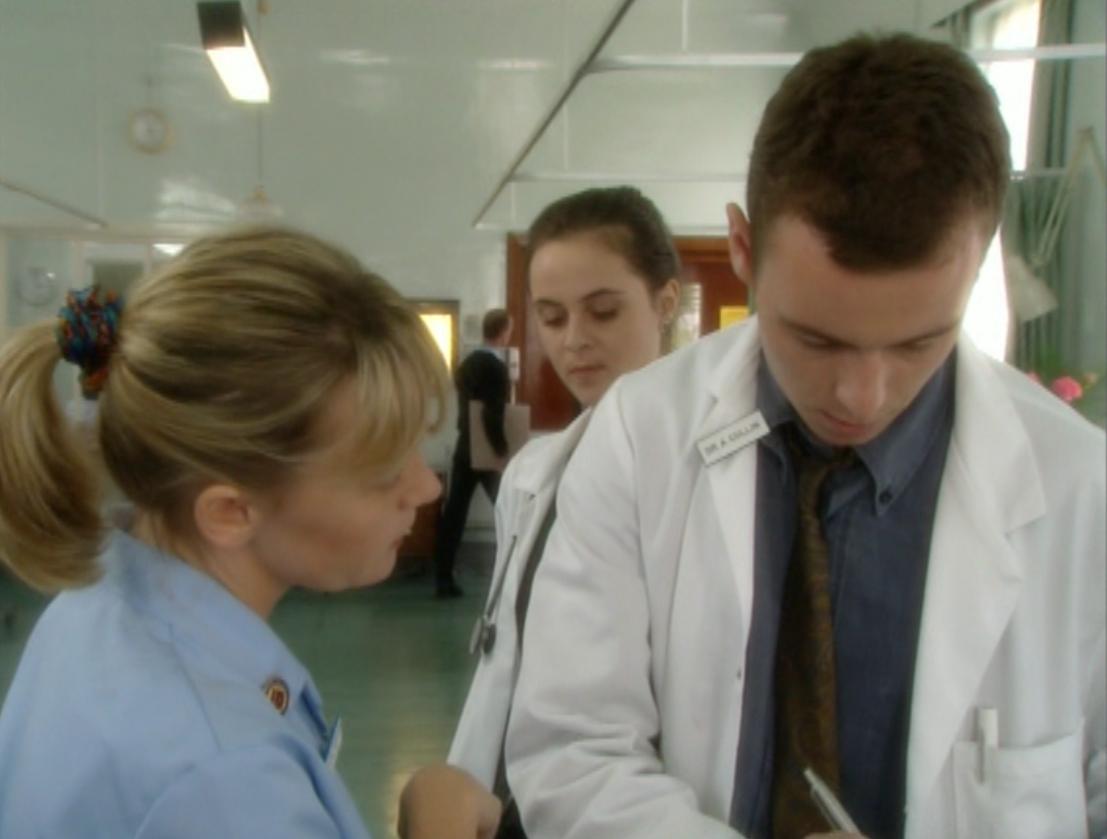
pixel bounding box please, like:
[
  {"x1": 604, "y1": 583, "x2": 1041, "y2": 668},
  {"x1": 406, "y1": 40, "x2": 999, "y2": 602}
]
[{"x1": 803, "y1": 766, "x2": 862, "y2": 834}]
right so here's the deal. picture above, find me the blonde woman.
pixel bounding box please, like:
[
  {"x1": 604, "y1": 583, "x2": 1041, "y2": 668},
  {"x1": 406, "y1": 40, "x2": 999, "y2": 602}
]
[
  {"x1": 446, "y1": 187, "x2": 681, "y2": 837},
  {"x1": 0, "y1": 228, "x2": 498, "y2": 839}
]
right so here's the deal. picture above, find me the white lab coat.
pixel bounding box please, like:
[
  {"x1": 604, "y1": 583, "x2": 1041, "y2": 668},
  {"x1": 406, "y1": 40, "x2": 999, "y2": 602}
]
[
  {"x1": 506, "y1": 318, "x2": 1106, "y2": 839},
  {"x1": 449, "y1": 411, "x2": 592, "y2": 789}
]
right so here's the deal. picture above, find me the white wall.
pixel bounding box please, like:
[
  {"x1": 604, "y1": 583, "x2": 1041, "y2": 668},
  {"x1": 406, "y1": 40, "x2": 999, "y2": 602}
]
[
  {"x1": 0, "y1": 1, "x2": 635, "y2": 311},
  {"x1": 0, "y1": 0, "x2": 988, "y2": 307}
]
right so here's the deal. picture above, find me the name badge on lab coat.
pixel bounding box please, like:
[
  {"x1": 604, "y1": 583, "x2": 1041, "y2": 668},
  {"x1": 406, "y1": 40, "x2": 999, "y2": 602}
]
[{"x1": 696, "y1": 411, "x2": 768, "y2": 466}]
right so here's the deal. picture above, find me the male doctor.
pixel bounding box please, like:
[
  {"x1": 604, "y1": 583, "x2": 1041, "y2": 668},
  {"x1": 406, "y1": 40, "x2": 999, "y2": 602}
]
[{"x1": 505, "y1": 32, "x2": 1105, "y2": 839}]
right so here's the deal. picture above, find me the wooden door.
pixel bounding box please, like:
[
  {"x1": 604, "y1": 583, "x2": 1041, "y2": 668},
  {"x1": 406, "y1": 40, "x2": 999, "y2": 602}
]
[{"x1": 678, "y1": 237, "x2": 748, "y2": 335}]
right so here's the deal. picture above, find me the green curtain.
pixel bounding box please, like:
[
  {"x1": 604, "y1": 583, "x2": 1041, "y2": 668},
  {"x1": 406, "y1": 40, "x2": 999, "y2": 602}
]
[
  {"x1": 1002, "y1": 176, "x2": 1065, "y2": 372},
  {"x1": 942, "y1": 7, "x2": 972, "y2": 46},
  {"x1": 1008, "y1": 0, "x2": 1074, "y2": 373},
  {"x1": 1026, "y1": 0, "x2": 1074, "y2": 169}
]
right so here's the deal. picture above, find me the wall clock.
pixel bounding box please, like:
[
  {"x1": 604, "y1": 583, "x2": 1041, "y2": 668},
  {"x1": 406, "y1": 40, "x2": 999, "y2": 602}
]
[
  {"x1": 18, "y1": 266, "x2": 58, "y2": 306},
  {"x1": 128, "y1": 107, "x2": 172, "y2": 154}
]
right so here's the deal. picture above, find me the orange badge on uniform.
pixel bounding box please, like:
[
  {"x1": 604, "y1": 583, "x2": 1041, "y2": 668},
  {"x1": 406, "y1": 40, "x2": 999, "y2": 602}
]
[{"x1": 263, "y1": 677, "x2": 290, "y2": 714}]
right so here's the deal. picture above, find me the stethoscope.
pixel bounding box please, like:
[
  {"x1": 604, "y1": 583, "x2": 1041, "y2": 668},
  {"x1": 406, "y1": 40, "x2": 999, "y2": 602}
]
[{"x1": 468, "y1": 533, "x2": 518, "y2": 657}]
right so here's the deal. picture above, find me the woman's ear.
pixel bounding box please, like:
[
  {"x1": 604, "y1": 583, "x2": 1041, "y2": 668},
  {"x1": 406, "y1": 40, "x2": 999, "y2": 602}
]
[
  {"x1": 726, "y1": 202, "x2": 755, "y2": 291},
  {"x1": 657, "y1": 277, "x2": 681, "y2": 326},
  {"x1": 193, "y1": 483, "x2": 260, "y2": 550}
]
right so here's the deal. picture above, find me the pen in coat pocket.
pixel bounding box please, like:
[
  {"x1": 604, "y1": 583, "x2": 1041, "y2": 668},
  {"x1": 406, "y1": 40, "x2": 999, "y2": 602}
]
[{"x1": 976, "y1": 706, "x2": 998, "y2": 783}]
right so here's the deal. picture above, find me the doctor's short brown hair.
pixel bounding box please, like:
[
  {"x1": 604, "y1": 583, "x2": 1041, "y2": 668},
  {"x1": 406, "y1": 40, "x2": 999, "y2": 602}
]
[{"x1": 746, "y1": 32, "x2": 1011, "y2": 271}]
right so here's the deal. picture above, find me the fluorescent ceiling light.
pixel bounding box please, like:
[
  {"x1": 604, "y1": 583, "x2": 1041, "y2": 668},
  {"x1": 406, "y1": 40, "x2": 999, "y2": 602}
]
[{"x1": 198, "y1": 2, "x2": 270, "y2": 103}]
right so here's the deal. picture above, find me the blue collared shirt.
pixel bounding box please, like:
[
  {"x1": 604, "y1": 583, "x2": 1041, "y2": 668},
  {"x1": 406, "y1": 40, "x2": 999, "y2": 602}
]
[
  {"x1": 731, "y1": 353, "x2": 955, "y2": 839},
  {"x1": 0, "y1": 530, "x2": 369, "y2": 838}
]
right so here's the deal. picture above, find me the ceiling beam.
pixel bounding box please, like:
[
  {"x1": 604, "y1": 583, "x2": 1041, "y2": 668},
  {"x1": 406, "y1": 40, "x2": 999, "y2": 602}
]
[
  {"x1": 471, "y1": 0, "x2": 640, "y2": 228},
  {"x1": 0, "y1": 176, "x2": 108, "y2": 229}
]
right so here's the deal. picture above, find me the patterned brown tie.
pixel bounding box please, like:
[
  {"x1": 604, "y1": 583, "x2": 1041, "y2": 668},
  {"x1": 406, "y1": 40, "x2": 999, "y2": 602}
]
[{"x1": 770, "y1": 429, "x2": 855, "y2": 839}]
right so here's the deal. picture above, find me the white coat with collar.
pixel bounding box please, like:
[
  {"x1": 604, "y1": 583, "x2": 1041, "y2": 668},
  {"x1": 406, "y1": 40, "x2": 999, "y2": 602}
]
[
  {"x1": 505, "y1": 318, "x2": 1106, "y2": 839},
  {"x1": 449, "y1": 411, "x2": 592, "y2": 789}
]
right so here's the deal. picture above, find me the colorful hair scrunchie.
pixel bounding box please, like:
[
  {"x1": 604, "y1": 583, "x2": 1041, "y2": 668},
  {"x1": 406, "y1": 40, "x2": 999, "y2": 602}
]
[{"x1": 56, "y1": 287, "x2": 123, "y2": 398}]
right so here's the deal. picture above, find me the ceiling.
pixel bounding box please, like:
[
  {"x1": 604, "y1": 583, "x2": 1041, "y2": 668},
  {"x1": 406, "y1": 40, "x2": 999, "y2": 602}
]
[{"x1": 0, "y1": 0, "x2": 1085, "y2": 308}]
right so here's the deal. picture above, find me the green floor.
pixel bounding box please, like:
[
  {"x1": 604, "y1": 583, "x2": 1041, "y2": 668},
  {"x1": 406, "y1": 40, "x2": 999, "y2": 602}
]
[{"x1": 0, "y1": 547, "x2": 493, "y2": 839}]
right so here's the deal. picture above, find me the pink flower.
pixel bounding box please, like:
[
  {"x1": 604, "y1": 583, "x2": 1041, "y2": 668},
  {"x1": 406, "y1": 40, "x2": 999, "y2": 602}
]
[{"x1": 1050, "y1": 376, "x2": 1084, "y2": 404}]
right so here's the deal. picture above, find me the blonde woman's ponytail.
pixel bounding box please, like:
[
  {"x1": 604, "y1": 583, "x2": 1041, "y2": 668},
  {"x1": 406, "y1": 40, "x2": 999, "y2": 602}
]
[
  {"x1": 0, "y1": 322, "x2": 104, "y2": 592},
  {"x1": 2, "y1": 228, "x2": 449, "y2": 592}
]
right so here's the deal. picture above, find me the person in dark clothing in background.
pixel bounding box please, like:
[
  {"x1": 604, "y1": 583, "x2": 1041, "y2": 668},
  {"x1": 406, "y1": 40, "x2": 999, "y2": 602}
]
[{"x1": 434, "y1": 309, "x2": 512, "y2": 598}]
